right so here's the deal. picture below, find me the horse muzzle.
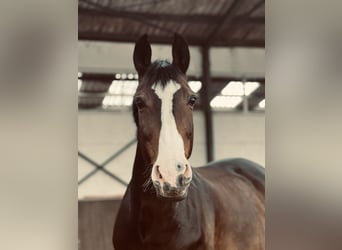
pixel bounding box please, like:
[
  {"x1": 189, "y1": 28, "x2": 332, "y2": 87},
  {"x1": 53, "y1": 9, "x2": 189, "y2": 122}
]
[
  {"x1": 153, "y1": 177, "x2": 191, "y2": 201},
  {"x1": 151, "y1": 161, "x2": 192, "y2": 200}
]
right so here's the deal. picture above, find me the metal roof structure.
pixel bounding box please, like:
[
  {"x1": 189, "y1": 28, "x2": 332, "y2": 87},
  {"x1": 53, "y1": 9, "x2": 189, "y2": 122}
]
[
  {"x1": 78, "y1": 0, "x2": 265, "y2": 113},
  {"x1": 79, "y1": 0, "x2": 264, "y2": 47}
]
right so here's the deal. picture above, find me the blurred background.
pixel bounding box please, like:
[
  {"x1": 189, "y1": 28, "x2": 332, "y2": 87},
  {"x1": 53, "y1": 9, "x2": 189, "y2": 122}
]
[
  {"x1": 1, "y1": 1, "x2": 340, "y2": 250},
  {"x1": 78, "y1": 0, "x2": 264, "y2": 249}
]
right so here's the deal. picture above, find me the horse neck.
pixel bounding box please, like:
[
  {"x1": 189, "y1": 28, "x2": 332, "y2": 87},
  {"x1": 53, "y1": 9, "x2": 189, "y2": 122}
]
[{"x1": 131, "y1": 143, "x2": 146, "y2": 189}]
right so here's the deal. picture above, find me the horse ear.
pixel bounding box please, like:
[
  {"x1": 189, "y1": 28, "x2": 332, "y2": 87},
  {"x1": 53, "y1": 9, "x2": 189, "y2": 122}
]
[
  {"x1": 133, "y1": 34, "x2": 152, "y2": 77},
  {"x1": 172, "y1": 34, "x2": 190, "y2": 74}
]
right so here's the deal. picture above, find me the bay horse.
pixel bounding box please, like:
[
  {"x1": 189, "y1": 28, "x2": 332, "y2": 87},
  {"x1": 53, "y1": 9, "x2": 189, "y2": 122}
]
[{"x1": 113, "y1": 34, "x2": 265, "y2": 250}]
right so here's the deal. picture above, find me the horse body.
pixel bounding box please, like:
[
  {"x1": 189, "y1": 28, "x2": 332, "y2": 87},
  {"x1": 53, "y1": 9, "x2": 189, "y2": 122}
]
[
  {"x1": 113, "y1": 34, "x2": 265, "y2": 250},
  {"x1": 114, "y1": 149, "x2": 264, "y2": 250}
]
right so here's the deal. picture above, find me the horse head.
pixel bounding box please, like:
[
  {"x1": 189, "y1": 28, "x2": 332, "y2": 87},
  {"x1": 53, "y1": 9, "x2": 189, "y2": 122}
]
[{"x1": 132, "y1": 34, "x2": 196, "y2": 200}]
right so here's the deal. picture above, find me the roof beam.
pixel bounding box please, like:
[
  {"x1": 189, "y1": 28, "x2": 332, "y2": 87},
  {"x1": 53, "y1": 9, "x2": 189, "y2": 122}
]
[
  {"x1": 208, "y1": 81, "x2": 229, "y2": 101},
  {"x1": 78, "y1": 7, "x2": 221, "y2": 24},
  {"x1": 206, "y1": 77, "x2": 265, "y2": 102},
  {"x1": 205, "y1": 0, "x2": 245, "y2": 45},
  {"x1": 244, "y1": 0, "x2": 264, "y2": 16},
  {"x1": 233, "y1": 16, "x2": 264, "y2": 25},
  {"x1": 78, "y1": 32, "x2": 204, "y2": 46},
  {"x1": 79, "y1": 7, "x2": 264, "y2": 25},
  {"x1": 235, "y1": 84, "x2": 265, "y2": 110},
  {"x1": 78, "y1": 31, "x2": 264, "y2": 47}
]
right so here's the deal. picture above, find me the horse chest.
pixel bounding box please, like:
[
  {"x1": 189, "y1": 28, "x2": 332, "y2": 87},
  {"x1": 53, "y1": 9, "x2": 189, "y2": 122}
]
[{"x1": 136, "y1": 204, "x2": 208, "y2": 250}]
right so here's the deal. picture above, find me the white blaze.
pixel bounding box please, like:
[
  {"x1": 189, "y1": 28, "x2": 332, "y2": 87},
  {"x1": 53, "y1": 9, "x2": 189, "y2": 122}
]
[{"x1": 153, "y1": 80, "x2": 189, "y2": 186}]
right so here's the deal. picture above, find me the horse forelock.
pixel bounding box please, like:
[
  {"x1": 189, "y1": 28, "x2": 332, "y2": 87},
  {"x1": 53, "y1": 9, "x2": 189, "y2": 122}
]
[{"x1": 139, "y1": 60, "x2": 186, "y2": 89}]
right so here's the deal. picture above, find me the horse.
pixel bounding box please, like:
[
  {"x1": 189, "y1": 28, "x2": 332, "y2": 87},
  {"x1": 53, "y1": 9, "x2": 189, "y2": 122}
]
[{"x1": 113, "y1": 34, "x2": 265, "y2": 250}]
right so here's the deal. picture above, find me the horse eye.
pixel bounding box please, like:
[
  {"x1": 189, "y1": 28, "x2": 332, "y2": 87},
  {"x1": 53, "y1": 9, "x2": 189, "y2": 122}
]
[
  {"x1": 188, "y1": 95, "x2": 197, "y2": 107},
  {"x1": 134, "y1": 96, "x2": 145, "y2": 109}
]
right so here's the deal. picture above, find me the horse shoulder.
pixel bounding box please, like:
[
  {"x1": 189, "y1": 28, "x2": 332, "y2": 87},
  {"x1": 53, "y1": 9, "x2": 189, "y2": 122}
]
[{"x1": 193, "y1": 159, "x2": 265, "y2": 249}]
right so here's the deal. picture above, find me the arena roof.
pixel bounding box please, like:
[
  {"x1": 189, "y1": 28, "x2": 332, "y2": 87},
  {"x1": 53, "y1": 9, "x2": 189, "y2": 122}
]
[
  {"x1": 79, "y1": 0, "x2": 264, "y2": 47},
  {"x1": 78, "y1": 0, "x2": 265, "y2": 110}
]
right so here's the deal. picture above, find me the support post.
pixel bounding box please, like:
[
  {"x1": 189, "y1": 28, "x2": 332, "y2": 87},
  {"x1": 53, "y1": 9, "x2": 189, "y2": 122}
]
[
  {"x1": 201, "y1": 45, "x2": 214, "y2": 162},
  {"x1": 242, "y1": 77, "x2": 249, "y2": 113}
]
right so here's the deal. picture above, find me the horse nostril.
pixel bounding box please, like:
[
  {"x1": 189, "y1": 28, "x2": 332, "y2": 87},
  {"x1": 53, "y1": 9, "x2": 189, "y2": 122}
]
[
  {"x1": 156, "y1": 165, "x2": 163, "y2": 179},
  {"x1": 177, "y1": 174, "x2": 190, "y2": 187},
  {"x1": 163, "y1": 182, "x2": 171, "y2": 192}
]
